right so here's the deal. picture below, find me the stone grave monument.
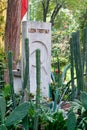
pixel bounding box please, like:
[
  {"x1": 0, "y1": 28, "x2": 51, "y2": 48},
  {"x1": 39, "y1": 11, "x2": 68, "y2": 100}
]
[{"x1": 22, "y1": 21, "x2": 51, "y2": 98}]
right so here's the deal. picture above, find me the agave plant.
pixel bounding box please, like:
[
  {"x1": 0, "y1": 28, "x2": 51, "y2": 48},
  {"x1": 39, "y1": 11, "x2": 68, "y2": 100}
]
[{"x1": 69, "y1": 91, "x2": 87, "y2": 130}]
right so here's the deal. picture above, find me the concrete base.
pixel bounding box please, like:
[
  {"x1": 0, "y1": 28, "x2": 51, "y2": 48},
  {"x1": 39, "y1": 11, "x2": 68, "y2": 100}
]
[{"x1": 13, "y1": 70, "x2": 22, "y2": 94}]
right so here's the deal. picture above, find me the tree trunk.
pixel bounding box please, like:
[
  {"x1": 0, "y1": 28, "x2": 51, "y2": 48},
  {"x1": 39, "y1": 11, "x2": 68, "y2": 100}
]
[{"x1": 5, "y1": 0, "x2": 21, "y2": 68}]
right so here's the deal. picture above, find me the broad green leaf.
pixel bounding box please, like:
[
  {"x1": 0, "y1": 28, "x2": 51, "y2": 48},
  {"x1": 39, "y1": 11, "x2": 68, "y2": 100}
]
[
  {"x1": 80, "y1": 91, "x2": 87, "y2": 110},
  {"x1": 6, "y1": 102, "x2": 29, "y2": 126},
  {"x1": 67, "y1": 111, "x2": 76, "y2": 130}
]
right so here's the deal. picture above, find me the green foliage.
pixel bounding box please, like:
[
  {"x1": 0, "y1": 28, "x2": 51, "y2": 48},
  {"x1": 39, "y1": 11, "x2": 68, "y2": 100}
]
[
  {"x1": 22, "y1": 115, "x2": 29, "y2": 130},
  {"x1": 0, "y1": 95, "x2": 30, "y2": 129},
  {"x1": 0, "y1": 96, "x2": 6, "y2": 124},
  {"x1": 50, "y1": 62, "x2": 72, "y2": 102},
  {"x1": 67, "y1": 111, "x2": 76, "y2": 130},
  {"x1": 3, "y1": 84, "x2": 11, "y2": 98},
  {"x1": 0, "y1": 124, "x2": 7, "y2": 130},
  {"x1": 79, "y1": 9, "x2": 87, "y2": 31},
  {"x1": 0, "y1": 1, "x2": 6, "y2": 52},
  {"x1": 44, "y1": 110, "x2": 67, "y2": 130},
  {"x1": 5, "y1": 102, "x2": 30, "y2": 126},
  {"x1": 71, "y1": 91, "x2": 87, "y2": 129},
  {"x1": 30, "y1": 0, "x2": 87, "y2": 24},
  {"x1": 0, "y1": 48, "x2": 7, "y2": 73},
  {"x1": 54, "y1": 8, "x2": 78, "y2": 32},
  {"x1": 51, "y1": 43, "x2": 69, "y2": 69},
  {"x1": 80, "y1": 91, "x2": 87, "y2": 110},
  {"x1": 62, "y1": 63, "x2": 71, "y2": 83},
  {"x1": 0, "y1": 48, "x2": 6, "y2": 62},
  {"x1": 53, "y1": 88, "x2": 58, "y2": 111}
]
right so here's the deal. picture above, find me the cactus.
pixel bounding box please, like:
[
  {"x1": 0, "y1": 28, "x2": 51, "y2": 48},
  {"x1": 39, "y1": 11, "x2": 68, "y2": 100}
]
[
  {"x1": 5, "y1": 102, "x2": 30, "y2": 126},
  {"x1": 83, "y1": 27, "x2": 87, "y2": 81},
  {"x1": 33, "y1": 49, "x2": 41, "y2": 130},
  {"x1": 8, "y1": 51, "x2": 16, "y2": 109},
  {"x1": 69, "y1": 37, "x2": 75, "y2": 100},
  {"x1": 76, "y1": 31, "x2": 84, "y2": 92},
  {"x1": 36, "y1": 49, "x2": 41, "y2": 108},
  {"x1": 22, "y1": 38, "x2": 30, "y2": 102},
  {"x1": 72, "y1": 31, "x2": 84, "y2": 96},
  {"x1": 72, "y1": 32, "x2": 79, "y2": 94},
  {"x1": 22, "y1": 38, "x2": 30, "y2": 129},
  {"x1": 83, "y1": 28, "x2": 86, "y2": 73},
  {"x1": 22, "y1": 38, "x2": 30, "y2": 91}
]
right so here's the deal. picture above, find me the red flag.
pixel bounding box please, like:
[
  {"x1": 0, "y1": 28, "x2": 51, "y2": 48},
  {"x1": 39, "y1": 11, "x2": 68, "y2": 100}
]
[{"x1": 21, "y1": 0, "x2": 28, "y2": 19}]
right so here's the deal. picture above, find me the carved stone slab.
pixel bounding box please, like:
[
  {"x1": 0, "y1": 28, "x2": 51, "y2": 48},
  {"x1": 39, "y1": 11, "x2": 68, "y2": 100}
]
[{"x1": 22, "y1": 21, "x2": 51, "y2": 98}]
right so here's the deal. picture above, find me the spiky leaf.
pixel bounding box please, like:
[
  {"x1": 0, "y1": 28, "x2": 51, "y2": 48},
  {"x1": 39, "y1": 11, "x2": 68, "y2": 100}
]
[
  {"x1": 53, "y1": 88, "x2": 58, "y2": 111},
  {"x1": 5, "y1": 102, "x2": 29, "y2": 126},
  {"x1": 62, "y1": 63, "x2": 71, "y2": 83}
]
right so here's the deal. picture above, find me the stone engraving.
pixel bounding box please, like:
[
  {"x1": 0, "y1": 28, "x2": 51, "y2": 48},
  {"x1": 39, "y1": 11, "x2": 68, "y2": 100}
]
[{"x1": 28, "y1": 28, "x2": 49, "y2": 34}]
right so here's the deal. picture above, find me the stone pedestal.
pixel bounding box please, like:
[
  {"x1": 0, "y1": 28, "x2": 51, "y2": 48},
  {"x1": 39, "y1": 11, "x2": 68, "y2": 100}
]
[{"x1": 22, "y1": 21, "x2": 51, "y2": 98}]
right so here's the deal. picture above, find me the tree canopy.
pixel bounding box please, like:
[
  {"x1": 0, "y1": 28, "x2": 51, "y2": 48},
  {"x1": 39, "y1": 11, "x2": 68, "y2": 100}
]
[{"x1": 29, "y1": 0, "x2": 87, "y2": 26}]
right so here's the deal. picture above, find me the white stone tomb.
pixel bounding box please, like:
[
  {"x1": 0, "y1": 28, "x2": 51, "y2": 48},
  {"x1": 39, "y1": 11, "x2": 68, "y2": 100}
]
[{"x1": 22, "y1": 21, "x2": 51, "y2": 98}]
